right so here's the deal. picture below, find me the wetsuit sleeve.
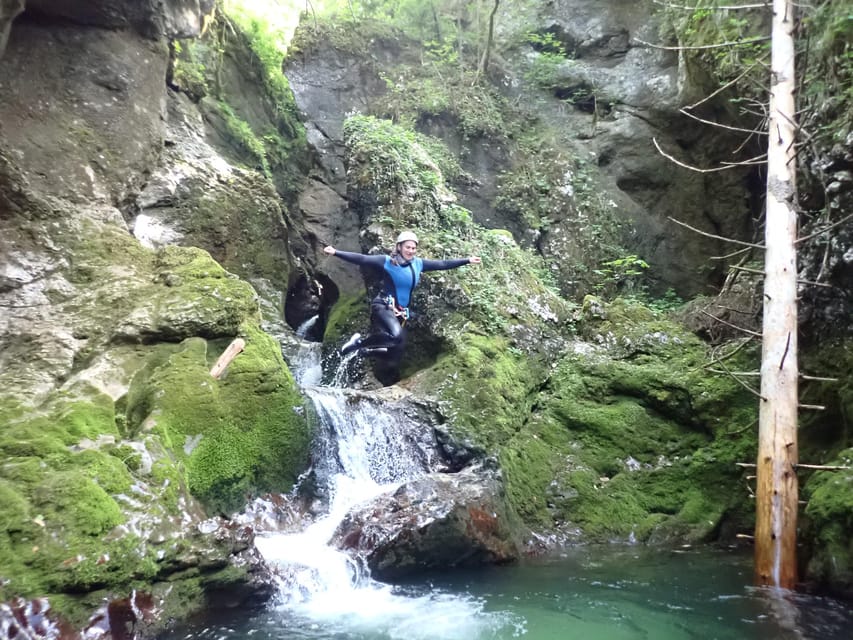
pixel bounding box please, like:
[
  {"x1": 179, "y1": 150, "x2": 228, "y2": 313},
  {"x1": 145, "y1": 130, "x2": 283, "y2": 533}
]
[
  {"x1": 420, "y1": 258, "x2": 471, "y2": 272},
  {"x1": 330, "y1": 250, "x2": 386, "y2": 268}
]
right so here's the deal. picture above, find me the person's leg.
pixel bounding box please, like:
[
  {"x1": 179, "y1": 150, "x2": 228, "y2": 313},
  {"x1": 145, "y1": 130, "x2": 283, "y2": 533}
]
[
  {"x1": 340, "y1": 332, "x2": 362, "y2": 355},
  {"x1": 368, "y1": 323, "x2": 406, "y2": 386},
  {"x1": 359, "y1": 302, "x2": 404, "y2": 350}
]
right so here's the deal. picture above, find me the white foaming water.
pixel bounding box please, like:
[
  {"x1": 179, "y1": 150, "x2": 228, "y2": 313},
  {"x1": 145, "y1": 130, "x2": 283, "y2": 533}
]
[
  {"x1": 253, "y1": 373, "x2": 515, "y2": 639},
  {"x1": 289, "y1": 315, "x2": 323, "y2": 386}
]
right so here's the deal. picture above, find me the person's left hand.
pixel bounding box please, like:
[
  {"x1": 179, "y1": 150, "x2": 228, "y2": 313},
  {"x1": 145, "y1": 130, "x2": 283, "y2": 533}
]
[{"x1": 468, "y1": 256, "x2": 482, "y2": 264}]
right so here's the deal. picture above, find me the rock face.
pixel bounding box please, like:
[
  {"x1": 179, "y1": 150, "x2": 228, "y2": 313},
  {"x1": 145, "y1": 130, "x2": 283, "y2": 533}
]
[
  {"x1": 25, "y1": 0, "x2": 215, "y2": 39},
  {"x1": 513, "y1": 0, "x2": 757, "y2": 297},
  {"x1": 333, "y1": 467, "x2": 519, "y2": 580},
  {"x1": 0, "y1": 1, "x2": 311, "y2": 630},
  {"x1": 284, "y1": 2, "x2": 754, "y2": 299},
  {"x1": 0, "y1": 0, "x2": 22, "y2": 54},
  {"x1": 0, "y1": 21, "x2": 168, "y2": 205}
]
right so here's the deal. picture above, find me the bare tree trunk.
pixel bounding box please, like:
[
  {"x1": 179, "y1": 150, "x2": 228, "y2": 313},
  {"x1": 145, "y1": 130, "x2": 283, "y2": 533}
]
[
  {"x1": 477, "y1": 0, "x2": 500, "y2": 78},
  {"x1": 431, "y1": 1, "x2": 442, "y2": 42},
  {"x1": 755, "y1": 0, "x2": 799, "y2": 590}
]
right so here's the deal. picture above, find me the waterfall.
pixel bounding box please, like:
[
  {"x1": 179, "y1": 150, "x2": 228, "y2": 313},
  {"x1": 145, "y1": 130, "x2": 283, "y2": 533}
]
[
  {"x1": 254, "y1": 383, "x2": 434, "y2": 602},
  {"x1": 289, "y1": 315, "x2": 323, "y2": 386},
  {"x1": 251, "y1": 323, "x2": 512, "y2": 638}
]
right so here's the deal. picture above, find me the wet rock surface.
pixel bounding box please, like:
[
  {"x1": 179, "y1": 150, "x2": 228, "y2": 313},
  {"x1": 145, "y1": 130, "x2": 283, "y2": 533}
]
[{"x1": 332, "y1": 467, "x2": 519, "y2": 580}]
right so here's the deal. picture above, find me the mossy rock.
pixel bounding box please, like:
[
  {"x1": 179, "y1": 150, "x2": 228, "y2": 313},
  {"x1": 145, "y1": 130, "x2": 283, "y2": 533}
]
[
  {"x1": 802, "y1": 447, "x2": 853, "y2": 594},
  {"x1": 70, "y1": 450, "x2": 134, "y2": 495},
  {"x1": 486, "y1": 297, "x2": 758, "y2": 541},
  {"x1": 323, "y1": 291, "x2": 369, "y2": 346},
  {"x1": 413, "y1": 332, "x2": 545, "y2": 450},
  {"x1": 124, "y1": 325, "x2": 312, "y2": 513},
  {"x1": 0, "y1": 479, "x2": 32, "y2": 536},
  {"x1": 31, "y1": 470, "x2": 124, "y2": 536}
]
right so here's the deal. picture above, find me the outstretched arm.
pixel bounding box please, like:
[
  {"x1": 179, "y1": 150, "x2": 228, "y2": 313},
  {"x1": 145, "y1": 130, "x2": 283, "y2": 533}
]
[
  {"x1": 421, "y1": 256, "x2": 482, "y2": 272},
  {"x1": 323, "y1": 246, "x2": 386, "y2": 268}
]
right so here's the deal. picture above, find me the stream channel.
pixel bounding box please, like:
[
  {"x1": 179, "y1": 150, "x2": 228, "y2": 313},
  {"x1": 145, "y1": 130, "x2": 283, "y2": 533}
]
[{"x1": 160, "y1": 320, "x2": 853, "y2": 640}]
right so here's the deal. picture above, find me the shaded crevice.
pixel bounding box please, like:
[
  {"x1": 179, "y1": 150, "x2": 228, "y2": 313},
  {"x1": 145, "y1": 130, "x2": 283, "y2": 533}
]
[{"x1": 284, "y1": 272, "x2": 338, "y2": 341}]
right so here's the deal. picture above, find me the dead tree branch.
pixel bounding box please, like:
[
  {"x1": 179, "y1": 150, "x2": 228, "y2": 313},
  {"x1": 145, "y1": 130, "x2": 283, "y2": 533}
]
[
  {"x1": 729, "y1": 265, "x2": 765, "y2": 275},
  {"x1": 794, "y1": 464, "x2": 852, "y2": 471},
  {"x1": 728, "y1": 265, "x2": 833, "y2": 288},
  {"x1": 795, "y1": 212, "x2": 853, "y2": 244},
  {"x1": 700, "y1": 310, "x2": 763, "y2": 338},
  {"x1": 652, "y1": 0, "x2": 773, "y2": 9},
  {"x1": 668, "y1": 216, "x2": 766, "y2": 249},
  {"x1": 801, "y1": 374, "x2": 838, "y2": 382},
  {"x1": 711, "y1": 247, "x2": 753, "y2": 260},
  {"x1": 686, "y1": 59, "x2": 768, "y2": 110},
  {"x1": 634, "y1": 36, "x2": 771, "y2": 51},
  {"x1": 679, "y1": 107, "x2": 768, "y2": 135},
  {"x1": 654, "y1": 138, "x2": 766, "y2": 173}
]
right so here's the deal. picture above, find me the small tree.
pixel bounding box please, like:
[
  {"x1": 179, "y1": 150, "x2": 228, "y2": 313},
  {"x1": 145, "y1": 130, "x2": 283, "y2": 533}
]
[{"x1": 477, "y1": 0, "x2": 500, "y2": 78}]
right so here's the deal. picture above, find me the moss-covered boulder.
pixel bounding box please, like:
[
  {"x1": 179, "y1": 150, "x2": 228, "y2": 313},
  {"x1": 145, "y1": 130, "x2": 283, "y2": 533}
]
[
  {"x1": 0, "y1": 203, "x2": 309, "y2": 621},
  {"x1": 125, "y1": 326, "x2": 311, "y2": 514},
  {"x1": 802, "y1": 449, "x2": 853, "y2": 596},
  {"x1": 515, "y1": 298, "x2": 758, "y2": 542},
  {"x1": 415, "y1": 295, "x2": 758, "y2": 545}
]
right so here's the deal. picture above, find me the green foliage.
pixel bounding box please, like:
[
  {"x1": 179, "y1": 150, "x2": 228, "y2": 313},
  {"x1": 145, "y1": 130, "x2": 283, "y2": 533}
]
[
  {"x1": 658, "y1": 1, "x2": 770, "y2": 126},
  {"x1": 217, "y1": 101, "x2": 271, "y2": 175},
  {"x1": 660, "y1": 0, "x2": 852, "y2": 146},
  {"x1": 225, "y1": 4, "x2": 304, "y2": 135},
  {"x1": 376, "y1": 61, "x2": 511, "y2": 140},
  {"x1": 169, "y1": 3, "x2": 308, "y2": 194},
  {"x1": 303, "y1": 3, "x2": 512, "y2": 140},
  {"x1": 524, "y1": 31, "x2": 572, "y2": 89},
  {"x1": 661, "y1": 2, "x2": 770, "y2": 83},
  {"x1": 344, "y1": 114, "x2": 455, "y2": 227},
  {"x1": 593, "y1": 255, "x2": 650, "y2": 297},
  {"x1": 423, "y1": 227, "x2": 566, "y2": 334},
  {"x1": 321, "y1": 0, "x2": 498, "y2": 68},
  {"x1": 170, "y1": 39, "x2": 210, "y2": 99},
  {"x1": 493, "y1": 135, "x2": 630, "y2": 298},
  {"x1": 800, "y1": 0, "x2": 853, "y2": 142},
  {"x1": 641, "y1": 288, "x2": 686, "y2": 315}
]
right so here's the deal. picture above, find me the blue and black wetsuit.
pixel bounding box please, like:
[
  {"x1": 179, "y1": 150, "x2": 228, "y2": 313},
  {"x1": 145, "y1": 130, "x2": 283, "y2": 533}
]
[{"x1": 331, "y1": 250, "x2": 471, "y2": 354}]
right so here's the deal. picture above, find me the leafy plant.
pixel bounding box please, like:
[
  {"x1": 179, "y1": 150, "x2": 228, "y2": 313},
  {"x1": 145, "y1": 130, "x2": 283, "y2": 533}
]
[
  {"x1": 218, "y1": 102, "x2": 271, "y2": 175},
  {"x1": 593, "y1": 255, "x2": 649, "y2": 297},
  {"x1": 524, "y1": 31, "x2": 572, "y2": 89},
  {"x1": 170, "y1": 39, "x2": 211, "y2": 99},
  {"x1": 800, "y1": 0, "x2": 853, "y2": 143}
]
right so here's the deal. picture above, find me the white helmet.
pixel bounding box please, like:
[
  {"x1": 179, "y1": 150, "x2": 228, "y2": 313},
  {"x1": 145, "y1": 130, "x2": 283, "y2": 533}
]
[{"x1": 396, "y1": 231, "x2": 419, "y2": 245}]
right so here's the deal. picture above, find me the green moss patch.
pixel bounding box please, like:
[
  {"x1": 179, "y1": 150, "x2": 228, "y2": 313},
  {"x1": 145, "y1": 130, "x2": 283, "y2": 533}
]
[
  {"x1": 803, "y1": 448, "x2": 853, "y2": 592},
  {"x1": 32, "y1": 470, "x2": 124, "y2": 536},
  {"x1": 124, "y1": 326, "x2": 311, "y2": 514},
  {"x1": 414, "y1": 333, "x2": 544, "y2": 450}
]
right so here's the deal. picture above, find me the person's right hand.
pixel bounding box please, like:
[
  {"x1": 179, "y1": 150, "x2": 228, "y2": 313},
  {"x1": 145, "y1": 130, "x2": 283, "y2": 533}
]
[{"x1": 323, "y1": 246, "x2": 336, "y2": 255}]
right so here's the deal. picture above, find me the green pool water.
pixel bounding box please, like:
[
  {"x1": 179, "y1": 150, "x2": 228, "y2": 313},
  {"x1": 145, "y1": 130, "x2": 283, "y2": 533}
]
[{"x1": 158, "y1": 546, "x2": 852, "y2": 640}]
